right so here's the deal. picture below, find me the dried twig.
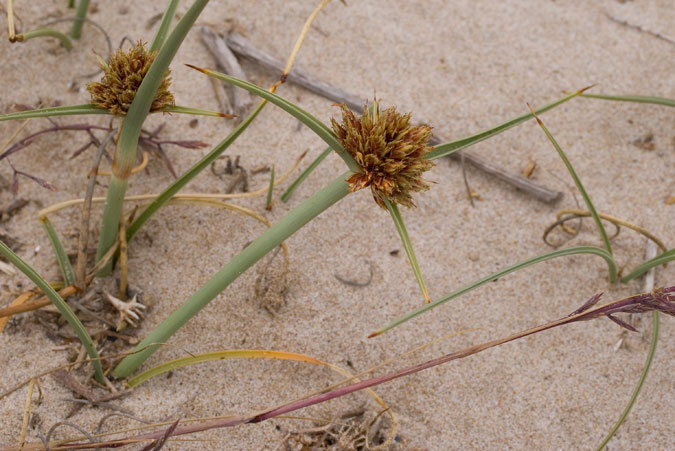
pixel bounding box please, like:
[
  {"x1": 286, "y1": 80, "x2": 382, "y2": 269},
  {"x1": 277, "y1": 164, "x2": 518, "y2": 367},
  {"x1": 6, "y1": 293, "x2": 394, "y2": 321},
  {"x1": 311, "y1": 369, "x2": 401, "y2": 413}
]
[
  {"x1": 75, "y1": 130, "x2": 115, "y2": 289},
  {"x1": 224, "y1": 31, "x2": 562, "y2": 202},
  {"x1": 199, "y1": 27, "x2": 252, "y2": 118}
]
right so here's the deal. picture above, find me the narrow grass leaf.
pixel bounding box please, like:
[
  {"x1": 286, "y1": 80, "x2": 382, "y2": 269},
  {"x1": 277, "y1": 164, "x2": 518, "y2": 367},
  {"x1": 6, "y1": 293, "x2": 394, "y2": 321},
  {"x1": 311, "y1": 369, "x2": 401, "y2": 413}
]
[
  {"x1": 161, "y1": 105, "x2": 234, "y2": 117},
  {"x1": 0, "y1": 240, "x2": 104, "y2": 383},
  {"x1": 149, "y1": 0, "x2": 180, "y2": 52},
  {"x1": 126, "y1": 101, "x2": 267, "y2": 243},
  {"x1": 186, "y1": 66, "x2": 360, "y2": 172},
  {"x1": 371, "y1": 246, "x2": 617, "y2": 336},
  {"x1": 581, "y1": 93, "x2": 675, "y2": 108},
  {"x1": 428, "y1": 88, "x2": 590, "y2": 160},
  {"x1": 596, "y1": 311, "x2": 659, "y2": 450},
  {"x1": 384, "y1": 198, "x2": 430, "y2": 303},
  {"x1": 281, "y1": 146, "x2": 332, "y2": 202},
  {"x1": 40, "y1": 217, "x2": 75, "y2": 286},
  {"x1": 622, "y1": 249, "x2": 675, "y2": 283},
  {"x1": 528, "y1": 106, "x2": 614, "y2": 275},
  {"x1": 0, "y1": 104, "x2": 109, "y2": 121},
  {"x1": 128, "y1": 350, "x2": 323, "y2": 386}
]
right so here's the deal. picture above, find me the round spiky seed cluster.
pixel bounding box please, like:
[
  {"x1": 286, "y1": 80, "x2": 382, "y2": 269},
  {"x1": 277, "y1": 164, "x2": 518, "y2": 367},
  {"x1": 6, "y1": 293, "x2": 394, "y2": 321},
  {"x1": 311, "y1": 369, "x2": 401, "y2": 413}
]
[
  {"x1": 87, "y1": 41, "x2": 174, "y2": 115},
  {"x1": 331, "y1": 101, "x2": 435, "y2": 208}
]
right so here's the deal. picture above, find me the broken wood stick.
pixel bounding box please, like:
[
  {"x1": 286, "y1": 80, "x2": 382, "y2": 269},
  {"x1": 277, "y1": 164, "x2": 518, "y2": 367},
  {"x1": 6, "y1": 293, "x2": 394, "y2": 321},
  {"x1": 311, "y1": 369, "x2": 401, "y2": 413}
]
[{"x1": 224, "y1": 31, "x2": 562, "y2": 203}]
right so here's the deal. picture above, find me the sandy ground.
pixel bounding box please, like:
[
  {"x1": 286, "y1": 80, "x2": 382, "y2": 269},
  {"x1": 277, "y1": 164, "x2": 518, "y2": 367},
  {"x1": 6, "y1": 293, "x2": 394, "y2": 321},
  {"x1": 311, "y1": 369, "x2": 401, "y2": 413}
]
[{"x1": 0, "y1": 0, "x2": 673, "y2": 449}]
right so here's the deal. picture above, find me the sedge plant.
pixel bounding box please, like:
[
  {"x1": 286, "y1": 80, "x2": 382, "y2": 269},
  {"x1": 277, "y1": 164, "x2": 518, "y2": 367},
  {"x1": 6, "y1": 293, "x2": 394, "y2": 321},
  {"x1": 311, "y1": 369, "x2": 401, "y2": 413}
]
[{"x1": 1, "y1": 0, "x2": 674, "y2": 447}]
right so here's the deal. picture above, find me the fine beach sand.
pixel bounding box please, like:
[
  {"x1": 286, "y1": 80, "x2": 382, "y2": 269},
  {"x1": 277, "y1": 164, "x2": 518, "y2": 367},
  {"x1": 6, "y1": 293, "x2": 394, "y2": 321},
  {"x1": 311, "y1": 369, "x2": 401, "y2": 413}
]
[{"x1": 1, "y1": 0, "x2": 673, "y2": 449}]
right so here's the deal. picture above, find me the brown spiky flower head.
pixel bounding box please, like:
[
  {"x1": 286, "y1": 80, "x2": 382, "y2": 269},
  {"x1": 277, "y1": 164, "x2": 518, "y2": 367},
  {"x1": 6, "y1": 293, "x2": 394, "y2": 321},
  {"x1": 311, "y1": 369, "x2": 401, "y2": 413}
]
[
  {"x1": 87, "y1": 41, "x2": 174, "y2": 115},
  {"x1": 331, "y1": 100, "x2": 435, "y2": 208}
]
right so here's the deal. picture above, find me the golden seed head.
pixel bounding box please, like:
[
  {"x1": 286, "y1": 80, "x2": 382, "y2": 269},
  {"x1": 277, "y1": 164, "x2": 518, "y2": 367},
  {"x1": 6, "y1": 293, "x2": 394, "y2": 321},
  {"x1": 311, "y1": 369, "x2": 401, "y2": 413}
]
[
  {"x1": 86, "y1": 41, "x2": 174, "y2": 115},
  {"x1": 331, "y1": 100, "x2": 435, "y2": 208}
]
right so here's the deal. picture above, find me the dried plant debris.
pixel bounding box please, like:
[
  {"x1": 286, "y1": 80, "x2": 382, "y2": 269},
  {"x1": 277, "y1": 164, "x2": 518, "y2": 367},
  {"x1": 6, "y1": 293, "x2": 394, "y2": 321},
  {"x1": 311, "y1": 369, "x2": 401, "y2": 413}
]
[
  {"x1": 279, "y1": 407, "x2": 397, "y2": 451},
  {"x1": 331, "y1": 100, "x2": 435, "y2": 208},
  {"x1": 632, "y1": 133, "x2": 655, "y2": 151},
  {"x1": 87, "y1": 41, "x2": 174, "y2": 115}
]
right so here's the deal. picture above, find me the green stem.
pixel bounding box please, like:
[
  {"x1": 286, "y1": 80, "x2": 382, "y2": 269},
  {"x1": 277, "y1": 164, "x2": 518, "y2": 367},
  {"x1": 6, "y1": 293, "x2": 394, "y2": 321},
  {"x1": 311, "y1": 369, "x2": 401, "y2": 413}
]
[
  {"x1": 69, "y1": 0, "x2": 89, "y2": 39},
  {"x1": 150, "y1": 0, "x2": 180, "y2": 52},
  {"x1": 621, "y1": 248, "x2": 675, "y2": 283},
  {"x1": 113, "y1": 172, "x2": 352, "y2": 378},
  {"x1": 428, "y1": 89, "x2": 586, "y2": 160},
  {"x1": 266, "y1": 165, "x2": 276, "y2": 209},
  {"x1": 0, "y1": 240, "x2": 104, "y2": 383},
  {"x1": 281, "y1": 146, "x2": 332, "y2": 202},
  {"x1": 95, "y1": 0, "x2": 209, "y2": 275},
  {"x1": 40, "y1": 217, "x2": 75, "y2": 286},
  {"x1": 595, "y1": 311, "x2": 659, "y2": 450},
  {"x1": 15, "y1": 28, "x2": 73, "y2": 49},
  {"x1": 126, "y1": 101, "x2": 266, "y2": 243},
  {"x1": 384, "y1": 199, "x2": 429, "y2": 303}
]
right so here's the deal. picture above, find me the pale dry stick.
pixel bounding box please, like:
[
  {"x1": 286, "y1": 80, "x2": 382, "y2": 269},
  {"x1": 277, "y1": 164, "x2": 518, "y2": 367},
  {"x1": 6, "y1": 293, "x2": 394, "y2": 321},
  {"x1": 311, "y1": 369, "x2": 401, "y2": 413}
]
[
  {"x1": 605, "y1": 11, "x2": 675, "y2": 46},
  {"x1": 75, "y1": 130, "x2": 115, "y2": 289},
  {"x1": 6, "y1": 0, "x2": 15, "y2": 41},
  {"x1": 199, "y1": 26, "x2": 252, "y2": 118},
  {"x1": 224, "y1": 31, "x2": 562, "y2": 202},
  {"x1": 18, "y1": 378, "x2": 35, "y2": 449}
]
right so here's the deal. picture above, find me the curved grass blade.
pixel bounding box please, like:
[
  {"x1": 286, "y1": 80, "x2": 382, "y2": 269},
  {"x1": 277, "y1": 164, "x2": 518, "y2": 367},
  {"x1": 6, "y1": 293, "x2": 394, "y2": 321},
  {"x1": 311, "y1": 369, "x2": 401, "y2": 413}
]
[
  {"x1": 16, "y1": 28, "x2": 73, "y2": 49},
  {"x1": 384, "y1": 198, "x2": 429, "y2": 303},
  {"x1": 127, "y1": 349, "x2": 323, "y2": 386},
  {"x1": 621, "y1": 248, "x2": 675, "y2": 283},
  {"x1": 0, "y1": 240, "x2": 104, "y2": 383},
  {"x1": 370, "y1": 246, "x2": 617, "y2": 337},
  {"x1": 596, "y1": 311, "x2": 659, "y2": 450},
  {"x1": 0, "y1": 104, "x2": 109, "y2": 122},
  {"x1": 528, "y1": 106, "x2": 614, "y2": 276},
  {"x1": 186, "y1": 65, "x2": 360, "y2": 173},
  {"x1": 149, "y1": 0, "x2": 179, "y2": 52},
  {"x1": 581, "y1": 93, "x2": 675, "y2": 108},
  {"x1": 281, "y1": 146, "x2": 332, "y2": 202},
  {"x1": 40, "y1": 217, "x2": 75, "y2": 286},
  {"x1": 126, "y1": 101, "x2": 266, "y2": 243},
  {"x1": 160, "y1": 105, "x2": 234, "y2": 117},
  {"x1": 427, "y1": 87, "x2": 591, "y2": 160}
]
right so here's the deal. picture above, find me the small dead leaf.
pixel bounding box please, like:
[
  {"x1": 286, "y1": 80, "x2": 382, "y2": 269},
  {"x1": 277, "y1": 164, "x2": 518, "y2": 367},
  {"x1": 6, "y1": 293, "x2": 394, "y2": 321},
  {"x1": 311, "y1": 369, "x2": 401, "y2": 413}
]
[
  {"x1": 521, "y1": 159, "x2": 537, "y2": 178},
  {"x1": 632, "y1": 133, "x2": 655, "y2": 151},
  {"x1": 666, "y1": 196, "x2": 675, "y2": 205}
]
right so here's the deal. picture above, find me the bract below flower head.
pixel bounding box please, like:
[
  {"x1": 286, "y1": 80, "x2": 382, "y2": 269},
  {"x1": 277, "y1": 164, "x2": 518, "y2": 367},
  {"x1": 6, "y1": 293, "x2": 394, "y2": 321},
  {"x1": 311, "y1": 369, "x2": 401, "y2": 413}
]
[
  {"x1": 331, "y1": 100, "x2": 435, "y2": 208},
  {"x1": 86, "y1": 41, "x2": 174, "y2": 115}
]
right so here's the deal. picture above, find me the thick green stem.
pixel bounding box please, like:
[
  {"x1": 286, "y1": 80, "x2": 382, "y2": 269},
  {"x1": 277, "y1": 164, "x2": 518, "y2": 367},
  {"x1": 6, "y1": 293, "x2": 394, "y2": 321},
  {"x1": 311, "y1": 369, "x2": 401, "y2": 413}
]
[
  {"x1": 95, "y1": 0, "x2": 209, "y2": 274},
  {"x1": 113, "y1": 172, "x2": 352, "y2": 378},
  {"x1": 69, "y1": 0, "x2": 89, "y2": 39}
]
